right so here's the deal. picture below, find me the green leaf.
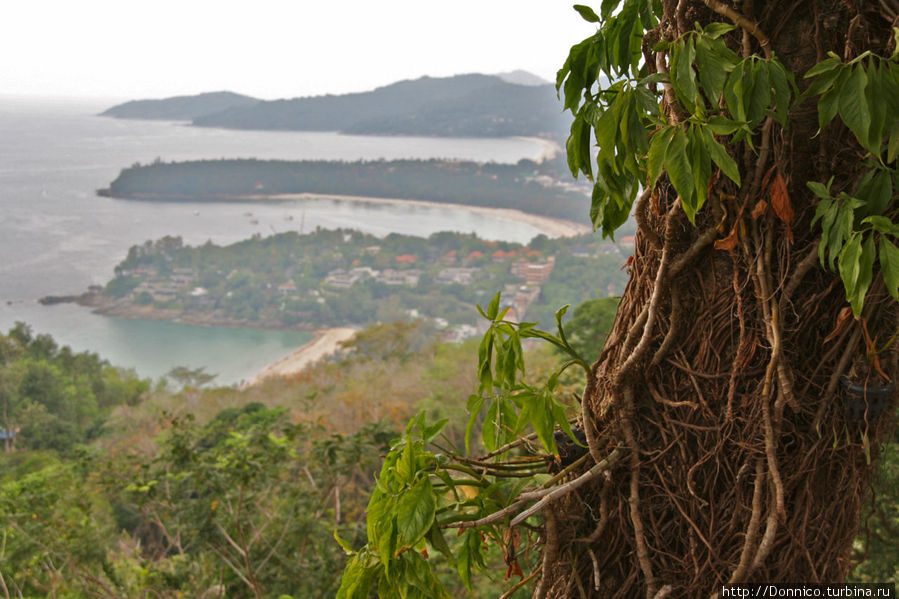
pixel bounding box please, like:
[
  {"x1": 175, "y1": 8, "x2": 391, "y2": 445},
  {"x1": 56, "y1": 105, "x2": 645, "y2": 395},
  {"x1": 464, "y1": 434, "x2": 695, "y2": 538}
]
[
  {"x1": 838, "y1": 234, "x2": 863, "y2": 309},
  {"x1": 865, "y1": 61, "x2": 887, "y2": 155},
  {"x1": 817, "y1": 83, "x2": 841, "y2": 133},
  {"x1": 888, "y1": 120, "x2": 899, "y2": 164},
  {"x1": 600, "y1": 0, "x2": 619, "y2": 19},
  {"x1": 464, "y1": 395, "x2": 485, "y2": 455},
  {"x1": 420, "y1": 418, "x2": 449, "y2": 444},
  {"x1": 747, "y1": 59, "x2": 771, "y2": 124},
  {"x1": 396, "y1": 477, "x2": 437, "y2": 551},
  {"x1": 702, "y1": 22, "x2": 736, "y2": 39},
  {"x1": 456, "y1": 530, "x2": 479, "y2": 590},
  {"x1": 646, "y1": 126, "x2": 674, "y2": 187},
  {"x1": 695, "y1": 34, "x2": 737, "y2": 105},
  {"x1": 335, "y1": 530, "x2": 356, "y2": 555},
  {"x1": 805, "y1": 56, "x2": 843, "y2": 78},
  {"x1": 426, "y1": 523, "x2": 454, "y2": 561},
  {"x1": 862, "y1": 215, "x2": 899, "y2": 236},
  {"x1": 700, "y1": 126, "x2": 741, "y2": 186},
  {"x1": 847, "y1": 234, "x2": 876, "y2": 316},
  {"x1": 829, "y1": 202, "x2": 856, "y2": 271},
  {"x1": 879, "y1": 238, "x2": 899, "y2": 300},
  {"x1": 573, "y1": 4, "x2": 601, "y2": 22},
  {"x1": 554, "y1": 304, "x2": 571, "y2": 346},
  {"x1": 705, "y1": 115, "x2": 741, "y2": 135},
  {"x1": 689, "y1": 126, "x2": 711, "y2": 214},
  {"x1": 858, "y1": 169, "x2": 893, "y2": 216},
  {"x1": 336, "y1": 554, "x2": 377, "y2": 599},
  {"x1": 671, "y1": 37, "x2": 699, "y2": 110},
  {"x1": 768, "y1": 59, "x2": 793, "y2": 125},
  {"x1": 482, "y1": 400, "x2": 499, "y2": 452},
  {"x1": 664, "y1": 128, "x2": 695, "y2": 220},
  {"x1": 839, "y1": 65, "x2": 871, "y2": 147},
  {"x1": 486, "y1": 292, "x2": 501, "y2": 320},
  {"x1": 807, "y1": 179, "x2": 833, "y2": 200},
  {"x1": 724, "y1": 61, "x2": 747, "y2": 122}
]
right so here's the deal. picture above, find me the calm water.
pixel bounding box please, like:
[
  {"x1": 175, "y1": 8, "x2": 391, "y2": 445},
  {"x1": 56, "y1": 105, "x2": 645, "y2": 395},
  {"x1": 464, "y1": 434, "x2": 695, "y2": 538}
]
[{"x1": 0, "y1": 96, "x2": 550, "y2": 384}]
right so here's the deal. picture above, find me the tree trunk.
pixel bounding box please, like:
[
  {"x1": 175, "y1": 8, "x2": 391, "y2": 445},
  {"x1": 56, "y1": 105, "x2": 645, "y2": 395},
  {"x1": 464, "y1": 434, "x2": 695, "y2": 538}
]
[{"x1": 541, "y1": 2, "x2": 898, "y2": 597}]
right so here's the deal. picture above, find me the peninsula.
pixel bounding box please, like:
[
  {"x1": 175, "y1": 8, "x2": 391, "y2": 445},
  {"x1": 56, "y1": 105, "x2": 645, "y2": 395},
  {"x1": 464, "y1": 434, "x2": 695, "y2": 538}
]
[{"x1": 97, "y1": 156, "x2": 589, "y2": 222}]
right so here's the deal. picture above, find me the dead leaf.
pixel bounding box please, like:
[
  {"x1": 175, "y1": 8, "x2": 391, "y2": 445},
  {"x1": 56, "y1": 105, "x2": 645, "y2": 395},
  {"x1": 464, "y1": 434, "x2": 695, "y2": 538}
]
[
  {"x1": 824, "y1": 306, "x2": 853, "y2": 344},
  {"x1": 751, "y1": 200, "x2": 769, "y2": 219},
  {"x1": 769, "y1": 172, "x2": 794, "y2": 242},
  {"x1": 714, "y1": 226, "x2": 739, "y2": 250},
  {"x1": 505, "y1": 560, "x2": 524, "y2": 580}
]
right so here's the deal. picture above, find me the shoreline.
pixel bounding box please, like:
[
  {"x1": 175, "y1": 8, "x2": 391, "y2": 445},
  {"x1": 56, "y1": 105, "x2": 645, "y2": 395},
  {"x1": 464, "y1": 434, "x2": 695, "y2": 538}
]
[
  {"x1": 242, "y1": 327, "x2": 357, "y2": 388},
  {"x1": 251, "y1": 192, "x2": 590, "y2": 238},
  {"x1": 511, "y1": 136, "x2": 563, "y2": 163}
]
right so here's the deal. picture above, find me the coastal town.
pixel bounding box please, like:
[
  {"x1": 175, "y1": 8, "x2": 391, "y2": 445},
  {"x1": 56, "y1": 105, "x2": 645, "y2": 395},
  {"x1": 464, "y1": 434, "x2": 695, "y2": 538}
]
[{"x1": 81, "y1": 228, "x2": 633, "y2": 338}]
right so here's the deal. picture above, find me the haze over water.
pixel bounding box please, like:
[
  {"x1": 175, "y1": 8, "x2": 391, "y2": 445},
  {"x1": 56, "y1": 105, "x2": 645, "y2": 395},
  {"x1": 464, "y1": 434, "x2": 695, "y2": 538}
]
[{"x1": 0, "y1": 97, "x2": 552, "y2": 385}]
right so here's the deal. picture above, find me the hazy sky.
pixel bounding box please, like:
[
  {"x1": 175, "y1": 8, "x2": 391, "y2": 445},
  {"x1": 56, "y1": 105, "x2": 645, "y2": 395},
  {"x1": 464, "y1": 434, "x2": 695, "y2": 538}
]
[{"x1": 2, "y1": 1, "x2": 598, "y2": 101}]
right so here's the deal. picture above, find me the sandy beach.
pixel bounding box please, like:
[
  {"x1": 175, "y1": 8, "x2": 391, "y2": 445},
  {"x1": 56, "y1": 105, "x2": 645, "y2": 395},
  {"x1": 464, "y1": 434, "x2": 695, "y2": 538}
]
[
  {"x1": 243, "y1": 327, "x2": 357, "y2": 387},
  {"x1": 253, "y1": 192, "x2": 590, "y2": 238}
]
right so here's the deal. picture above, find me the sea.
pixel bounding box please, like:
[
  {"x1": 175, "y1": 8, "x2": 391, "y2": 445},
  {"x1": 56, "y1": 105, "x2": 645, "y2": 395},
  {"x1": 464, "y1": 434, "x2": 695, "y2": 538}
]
[{"x1": 0, "y1": 96, "x2": 555, "y2": 385}]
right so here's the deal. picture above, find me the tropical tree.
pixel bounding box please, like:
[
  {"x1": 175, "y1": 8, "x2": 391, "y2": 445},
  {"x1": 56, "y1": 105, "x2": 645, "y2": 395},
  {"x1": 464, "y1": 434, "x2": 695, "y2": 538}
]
[{"x1": 339, "y1": 1, "x2": 899, "y2": 597}]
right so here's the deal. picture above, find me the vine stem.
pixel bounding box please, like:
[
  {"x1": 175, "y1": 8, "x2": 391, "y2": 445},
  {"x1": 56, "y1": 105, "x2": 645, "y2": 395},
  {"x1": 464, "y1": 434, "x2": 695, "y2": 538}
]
[
  {"x1": 700, "y1": 0, "x2": 772, "y2": 58},
  {"x1": 622, "y1": 386, "x2": 657, "y2": 599},
  {"x1": 727, "y1": 458, "x2": 765, "y2": 584},
  {"x1": 534, "y1": 504, "x2": 559, "y2": 599},
  {"x1": 509, "y1": 449, "x2": 622, "y2": 527},
  {"x1": 444, "y1": 449, "x2": 622, "y2": 530}
]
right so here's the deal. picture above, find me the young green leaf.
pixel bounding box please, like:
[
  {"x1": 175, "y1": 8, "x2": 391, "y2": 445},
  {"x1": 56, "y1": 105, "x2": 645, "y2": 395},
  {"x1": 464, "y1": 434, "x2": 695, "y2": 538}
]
[
  {"x1": 847, "y1": 234, "x2": 876, "y2": 316},
  {"x1": 646, "y1": 126, "x2": 674, "y2": 187},
  {"x1": 700, "y1": 126, "x2": 741, "y2": 186},
  {"x1": 838, "y1": 233, "x2": 863, "y2": 306},
  {"x1": 690, "y1": 126, "x2": 712, "y2": 214},
  {"x1": 888, "y1": 120, "x2": 899, "y2": 164},
  {"x1": 838, "y1": 65, "x2": 871, "y2": 147},
  {"x1": 600, "y1": 0, "x2": 619, "y2": 20},
  {"x1": 671, "y1": 36, "x2": 700, "y2": 110},
  {"x1": 664, "y1": 128, "x2": 696, "y2": 220},
  {"x1": 396, "y1": 477, "x2": 437, "y2": 552},
  {"x1": 574, "y1": 4, "x2": 601, "y2": 22},
  {"x1": 879, "y1": 238, "x2": 899, "y2": 300},
  {"x1": 702, "y1": 22, "x2": 736, "y2": 39}
]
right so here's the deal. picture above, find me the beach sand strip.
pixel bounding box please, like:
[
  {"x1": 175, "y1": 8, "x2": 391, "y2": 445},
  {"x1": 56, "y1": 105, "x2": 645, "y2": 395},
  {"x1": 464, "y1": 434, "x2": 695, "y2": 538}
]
[{"x1": 244, "y1": 327, "x2": 357, "y2": 387}]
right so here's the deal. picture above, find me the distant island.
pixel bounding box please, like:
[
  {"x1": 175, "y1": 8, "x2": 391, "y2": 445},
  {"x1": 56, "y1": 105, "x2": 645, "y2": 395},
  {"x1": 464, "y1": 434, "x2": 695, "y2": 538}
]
[
  {"x1": 97, "y1": 156, "x2": 591, "y2": 222},
  {"x1": 60, "y1": 229, "x2": 630, "y2": 334},
  {"x1": 98, "y1": 73, "x2": 570, "y2": 139}
]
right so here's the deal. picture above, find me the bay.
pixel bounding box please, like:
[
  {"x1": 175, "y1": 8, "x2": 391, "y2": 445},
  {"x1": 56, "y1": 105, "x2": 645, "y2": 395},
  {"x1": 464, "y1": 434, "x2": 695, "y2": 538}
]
[{"x1": 0, "y1": 96, "x2": 551, "y2": 385}]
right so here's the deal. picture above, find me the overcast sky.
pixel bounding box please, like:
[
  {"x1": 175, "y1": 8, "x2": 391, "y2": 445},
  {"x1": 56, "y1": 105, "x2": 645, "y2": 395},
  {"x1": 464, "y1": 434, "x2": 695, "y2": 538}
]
[{"x1": 2, "y1": 1, "x2": 598, "y2": 101}]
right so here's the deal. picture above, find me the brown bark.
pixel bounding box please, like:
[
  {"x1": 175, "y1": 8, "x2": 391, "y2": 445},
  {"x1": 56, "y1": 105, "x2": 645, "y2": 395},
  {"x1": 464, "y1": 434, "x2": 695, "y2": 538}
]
[{"x1": 540, "y1": 2, "x2": 898, "y2": 596}]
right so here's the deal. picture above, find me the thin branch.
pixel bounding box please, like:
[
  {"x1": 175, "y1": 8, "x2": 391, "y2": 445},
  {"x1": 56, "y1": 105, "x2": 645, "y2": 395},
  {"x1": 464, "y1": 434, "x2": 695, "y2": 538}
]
[
  {"x1": 701, "y1": 0, "x2": 772, "y2": 58},
  {"x1": 498, "y1": 565, "x2": 541, "y2": 599},
  {"x1": 509, "y1": 449, "x2": 622, "y2": 527}
]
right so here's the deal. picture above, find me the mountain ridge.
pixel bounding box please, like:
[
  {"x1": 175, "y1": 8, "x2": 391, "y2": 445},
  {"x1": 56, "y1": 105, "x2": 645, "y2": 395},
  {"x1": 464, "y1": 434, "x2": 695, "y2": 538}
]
[{"x1": 99, "y1": 72, "x2": 569, "y2": 139}]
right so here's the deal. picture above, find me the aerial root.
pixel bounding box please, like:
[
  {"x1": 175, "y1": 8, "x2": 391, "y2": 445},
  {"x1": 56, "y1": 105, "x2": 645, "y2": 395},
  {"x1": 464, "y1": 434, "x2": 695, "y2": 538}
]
[{"x1": 534, "y1": 504, "x2": 559, "y2": 599}]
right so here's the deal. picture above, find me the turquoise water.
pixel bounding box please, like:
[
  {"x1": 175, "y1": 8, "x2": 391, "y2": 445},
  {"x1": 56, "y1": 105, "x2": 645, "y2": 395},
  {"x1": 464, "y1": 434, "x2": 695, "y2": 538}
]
[{"x1": 0, "y1": 97, "x2": 552, "y2": 385}]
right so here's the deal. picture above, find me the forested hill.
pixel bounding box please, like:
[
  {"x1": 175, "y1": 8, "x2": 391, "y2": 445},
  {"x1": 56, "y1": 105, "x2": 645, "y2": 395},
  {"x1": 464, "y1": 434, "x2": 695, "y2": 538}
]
[
  {"x1": 98, "y1": 91, "x2": 260, "y2": 121},
  {"x1": 100, "y1": 73, "x2": 570, "y2": 139},
  {"x1": 99, "y1": 157, "x2": 589, "y2": 222}
]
